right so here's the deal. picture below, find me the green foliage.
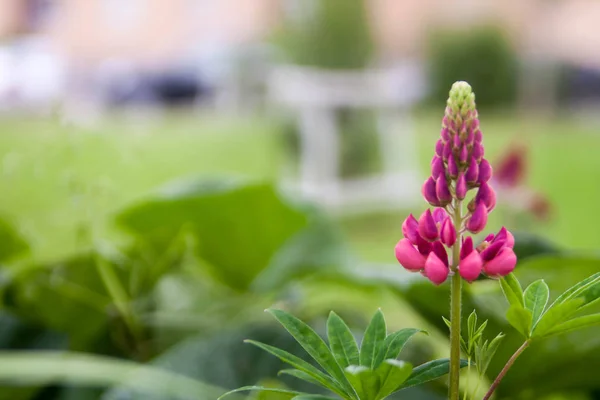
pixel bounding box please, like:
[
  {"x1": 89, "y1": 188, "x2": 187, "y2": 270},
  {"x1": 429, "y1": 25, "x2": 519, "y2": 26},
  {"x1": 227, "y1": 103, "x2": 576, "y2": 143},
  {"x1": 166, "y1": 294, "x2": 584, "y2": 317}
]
[
  {"x1": 273, "y1": 0, "x2": 373, "y2": 70},
  {"x1": 0, "y1": 215, "x2": 28, "y2": 262},
  {"x1": 427, "y1": 26, "x2": 518, "y2": 108},
  {"x1": 222, "y1": 309, "x2": 463, "y2": 400}
]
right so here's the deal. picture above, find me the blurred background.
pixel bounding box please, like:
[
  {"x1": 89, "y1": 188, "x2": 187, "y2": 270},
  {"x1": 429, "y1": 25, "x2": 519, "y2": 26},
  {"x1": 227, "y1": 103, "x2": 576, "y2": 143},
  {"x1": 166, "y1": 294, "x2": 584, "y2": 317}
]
[{"x1": 0, "y1": 0, "x2": 599, "y2": 399}]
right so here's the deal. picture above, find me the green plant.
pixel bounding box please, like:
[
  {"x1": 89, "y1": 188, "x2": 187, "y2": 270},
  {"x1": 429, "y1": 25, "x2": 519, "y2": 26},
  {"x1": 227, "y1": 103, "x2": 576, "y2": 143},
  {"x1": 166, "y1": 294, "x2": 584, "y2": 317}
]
[{"x1": 221, "y1": 309, "x2": 466, "y2": 400}]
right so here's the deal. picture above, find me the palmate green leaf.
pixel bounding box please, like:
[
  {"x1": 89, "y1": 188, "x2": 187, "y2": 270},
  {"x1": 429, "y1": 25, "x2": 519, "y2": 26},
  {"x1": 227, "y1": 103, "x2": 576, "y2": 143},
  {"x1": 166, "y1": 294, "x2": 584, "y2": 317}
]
[
  {"x1": 532, "y1": 298, "x2": 586, "y2": 338},
  {"x1": 344, "y1": 365, "x2": 379, "y2": 400},
  {"x1": 506, "y1": 306, "x2": 532, "y2": 338},
  {"x1": 292, "y1": 396, "x2": 338, "y2": 400},
  {"x1": 245, "y1": 340, "x2": 347, "y2": 398},
  {"x1": 267, "y1": 309, "x2": 354, "y2": 397},
  {"x1": 375, "y1": 360, "x2": 412, "y2": 400},
  {"x1": 524, "y1": 279, "x2": 549, "y2": 328},
  {"x1": 549, "y1": 272, "x2": 600, "y2": 309},
  {"x1": 219, "y1": 386, "x2": 301, "y2": 400},
  {"x1": 375, "y1": 328, "x2": 425, "y2": 367},
  {"x1": 467, "y1": 310, "x2": 477, "y2": 340},
  {"x1": 396, "y1": 358, "x2": 468, "y2": 391},
  {"x1": 359, "y1": 310, "x2": 387, "y2": 369},
  {"x1": 500, "y1": 273, "x2": 525, "y2": 308},
  {"x1": 278, "y1": 369, "x2": 322, "y2": 387},
  {"x1": 543, "y1": 313, "x2": 600, "y2": 337},
  {"x1": 0, "y1": 351, "x2": 230, "y2": 400},
  {"x1": 327, "y1": 312, "x2": 360, "y2": 368}
]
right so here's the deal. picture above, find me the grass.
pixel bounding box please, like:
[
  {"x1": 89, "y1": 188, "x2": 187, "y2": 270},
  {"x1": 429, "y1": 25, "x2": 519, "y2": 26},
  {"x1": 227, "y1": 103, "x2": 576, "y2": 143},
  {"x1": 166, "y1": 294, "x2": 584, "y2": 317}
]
[{"x1": 0, "y1": 110, "x2": 599, "y2": 263}]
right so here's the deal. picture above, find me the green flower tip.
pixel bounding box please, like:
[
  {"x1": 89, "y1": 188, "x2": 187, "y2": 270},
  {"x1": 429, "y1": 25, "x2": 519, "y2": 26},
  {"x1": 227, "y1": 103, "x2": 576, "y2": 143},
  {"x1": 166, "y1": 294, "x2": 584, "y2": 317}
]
[{"x1": 447, "y1": 81, "x2": 476, "y2": 114}]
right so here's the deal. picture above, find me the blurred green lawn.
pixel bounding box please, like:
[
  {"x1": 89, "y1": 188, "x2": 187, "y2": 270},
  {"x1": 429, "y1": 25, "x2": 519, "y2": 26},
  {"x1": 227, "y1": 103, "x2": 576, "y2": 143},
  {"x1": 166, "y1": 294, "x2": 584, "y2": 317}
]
[{"x1": 0, "y1": 110, "x2": 599, "y2": 263}]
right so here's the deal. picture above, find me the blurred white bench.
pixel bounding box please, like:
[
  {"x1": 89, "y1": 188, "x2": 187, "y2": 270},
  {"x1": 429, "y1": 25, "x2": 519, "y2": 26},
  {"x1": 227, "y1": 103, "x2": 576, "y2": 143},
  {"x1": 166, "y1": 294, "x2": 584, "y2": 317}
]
[{"x1": 269, "y1": 64, "x2": 425, "y2": 212}]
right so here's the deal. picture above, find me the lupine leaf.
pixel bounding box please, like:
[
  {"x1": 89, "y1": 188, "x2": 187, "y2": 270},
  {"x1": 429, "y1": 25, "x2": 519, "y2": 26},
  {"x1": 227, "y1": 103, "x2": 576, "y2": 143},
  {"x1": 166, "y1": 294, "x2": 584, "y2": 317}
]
[
  {"x1": 506, "y1": 306, "x2": 532, "y2": 338},
  {"x1": 479, "y1": 333, "x2": 505, "y2": 375},
  {"x1": 532, "y1": 299, "x2": 585, "y2": 338},
  {"x1": 218, "y1": 386, "x2": 301, "y2": 400},
  {"x1": 327, "y1": 312, "x2": 360, "y2": 368},
  {"x1": 359, "y1": 310, "x2": 387, "y2": 369},
  {"x1": 292, "y1": 396, "x2": 338, "y2": 400},
  {"x1": 500, "y1": 273, "x2": 525, "y2": 308},
  {"x1": 267, "y1": 309, "x2": 353, "y2": 396},
  {"x1": 396, "y1": 358, "x2": 468, "y2": 391},
  {"x1": 543, "y1": 313, "x2": 600, "y2": 337},
  {"x1": 245, "y1": 340, "x2": 347, "y2": 397},
  {"x1": 524, "y1": 279, "x2": 550, "y2": 329},
  {"x1": 344, "y1": 365, "x2": 379, "y2": 400},
  {"x1": 375, "y1": 359, "x2": 412, "y2": 400},
  {"x1": 278, "y1": 369, "x2": 322, "y2": 387},
  {"x1": 467, "y1": 310, "x2": 477, "y2": 341},
  {"x1": 549, "y1": 272, "x2": 600, "y2": 309},
  {"x1": 375, "y1": 328, "x2": 425, "y2": 367}
]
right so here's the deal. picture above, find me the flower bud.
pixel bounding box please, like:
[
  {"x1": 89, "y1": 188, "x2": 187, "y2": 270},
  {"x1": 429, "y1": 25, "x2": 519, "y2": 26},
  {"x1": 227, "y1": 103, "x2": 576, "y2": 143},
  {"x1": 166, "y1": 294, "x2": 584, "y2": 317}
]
[
  {"x1": 432, "y1": 208, "x2": 447, "y2": 225},
  {"x1": 480, "y1": 240, "x2": 505, "y2": 262},
  {"x1": 435, "y1": 139, "x2": 444, "y2": 157},
  {"x1": 482, "y1": 247, "x2": 517, "y2": 277},
  {"x1": 478, "y1": 158, "x2": 492, "y2": 184},
  {"x1": 456, "y1": 173, "x2": 467, "y2": 200},
  {"x1": 431, "y1": 156, "x2": 444, "y2": 179},
  {"x1": 461, "y1": 236, "x2": 474, "y2": 260},
  {"x1": 424, "y1": 252, "x2": 449, "y2": 285},
  {"x1": 402, "y1": 214, "x2": 420, "y2": 244},
  {"x1": 453, "y1": 134, "x2": 461, "y2": 149},
  {"x1": 436, "y1": 174, "x2": 452, "y2": 205},
  {"x1": 446, "y1": 156, "x2": 458, "y2": 179},
  {"x1": 431, "y1": 240, "x2": 449, "y2": 266},
  {"x1": 443, "y1": 141, "x2": 452, "y2": 161},
  {"x1": 422, "y1": 177, "x2": 440, "y2": 206},
  {"x1": 465, "y1": 157, "x2": 479, "y2": 184},
  {"x1": 475, "y1": 130, "x2": 483, "y2": 143},
  {"x1": 459, "y1": 250, "x2": 483, "y2": 282},
  {"x1": 440, "y1": 218, "x2": 457, "y2": 246},
  {"x1": 495, "y1": 227, "x2": 515, "y2": 248},
  {"x1": 459, "y1": 144, "x2": 468, "y2": 164},
  {"x1": 395, "y1": 238, "x2": 426, "y2": 271},
  {"x1": 472, "y1": 142, "x2": 484, "y2": 161},
  {"x1": 418, "y1": 209, "x2": 439, "y2": 242},
  {"x1": 475, "y1": 182, "x2": 496, "y2": 211},
  {"x1": 441, "y1": 127, "x2": 450, "y2": 142},
  {"x1": 466, "y1": 202, "x2": 488, "y2": 233}
]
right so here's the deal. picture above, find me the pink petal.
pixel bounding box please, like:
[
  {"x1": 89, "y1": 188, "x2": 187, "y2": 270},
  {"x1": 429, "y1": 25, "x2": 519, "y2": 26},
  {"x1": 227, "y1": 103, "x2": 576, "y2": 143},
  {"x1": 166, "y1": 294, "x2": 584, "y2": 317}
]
[
  {"x1": 459, "y1": 250, "x2": 483, "y2": 282},
  {"x1": 424, "y1": 252, "x2": 449, "y2": 285},
  {"x1": 483, "y1": 247, "x2": 517, "y2": 277},
  {"x1": 395, "y1": 239, "x2": 426, "y2": 271}
]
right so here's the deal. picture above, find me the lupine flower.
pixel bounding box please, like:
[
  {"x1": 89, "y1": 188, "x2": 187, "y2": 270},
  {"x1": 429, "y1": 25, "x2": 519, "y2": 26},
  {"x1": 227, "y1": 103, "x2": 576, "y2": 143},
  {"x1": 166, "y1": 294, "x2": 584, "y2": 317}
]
[{"x1": 395, "y1": 81, "x2": 517, "y2": 284}]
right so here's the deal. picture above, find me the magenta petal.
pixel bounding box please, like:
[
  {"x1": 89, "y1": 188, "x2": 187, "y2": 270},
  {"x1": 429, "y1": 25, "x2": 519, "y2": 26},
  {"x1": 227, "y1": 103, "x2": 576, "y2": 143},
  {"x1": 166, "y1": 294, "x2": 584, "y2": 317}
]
[
  {"x1": 480, "y1": 240, "x2": 505, "y2": 262},
  {"x1": 483, "y1": 247, "x2": 517, "y2": 277},
  {"x1": 432, "y1": 208, "x2": 447, "y2": 224},
  {"x1": 395, "y1": 239, "x2": 426, "y2": 271},
  {"x1": 465, "y1": 157, "x2": 479, "y2": 184},
  {"x1": 466, "y1": 202, "x2": 488, "y2": 233},
  {"x1": 459, "y1": 250, "x2": 483, "y2": 282},
  {"x1": 447, "y1": 156, "x2": 459, "y2": 178},
  {"x1": 478, "y1": 158, "x2": 493, "y2": 184},
  {"x1": 422, "y1": 177, "x2": 440, "y2": 206},
  {"x1": 475, "y1": 130, "x2": 483, "y2": 143},
  {"x1": 453, "y1": 134, "x2": 461, "y2": 149},
  {"x1": 418, "y1": 209, "x2": 439, "y2": 242},
  {"x1": 459, "y1": 144, "x2": 468, "y2": 163},
  {"x1": 435, "y1": 139, "x2": 444, "y2": 156},
  {"x1": 440, "y1": 218, "x2": 457, "y2": 247},
  {"x1": 424, "y1": 252, "x2": 449, "y2": 285},
  {"x1": 402, "y1": 214, "x2": 420, "y2": 244},
  {"x1": 441, "y1": 127, "x2": 450, "y2": 141},
  {"x1": 456, "y1": 173, "x2": 467, "y2": 200},
  {"x1": 431, "y1": 240, "x2": 449, "y2": 266},
  {"x1": 472, "y1": 142, "x2": 484, "y2": 161},
  {"x1": 475, "y1": 182, "x2": 497, "y2": 211},
  {"x1": 436, "y1": 175, "x2": 452, "y2": 205},
  {"x1": 443, "y1": 141, "x2": 452, "y2": 161},
  {"x1": 461, "y1": 236, "x2": 474, "y2": 260},
  {"x1": 495, "y1": 227, "x2": 515, "y2": 248},
  {"x1": 431, "y1": 156, "x2": 444, "y2": 179}
]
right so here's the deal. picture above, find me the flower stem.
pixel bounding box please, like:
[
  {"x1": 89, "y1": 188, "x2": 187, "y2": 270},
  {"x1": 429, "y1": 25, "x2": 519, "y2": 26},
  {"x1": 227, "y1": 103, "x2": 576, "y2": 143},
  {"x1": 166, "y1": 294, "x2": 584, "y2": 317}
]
[
  {"x1": 449, "y1": 201, "x2": 463, "y2": 400},
  {"x1": 482, "y1": 341, "x2": 530, "y2": 400}
]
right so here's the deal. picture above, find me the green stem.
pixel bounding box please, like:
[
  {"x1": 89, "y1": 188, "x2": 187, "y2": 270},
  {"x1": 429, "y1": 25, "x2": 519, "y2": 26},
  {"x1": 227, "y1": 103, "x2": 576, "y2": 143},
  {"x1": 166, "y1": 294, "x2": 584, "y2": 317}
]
[
  {"x1": 482, "y1": 341, "x2": 530, "y2": 400},
  {"x1": 449, "y1": 201, "x2": 463, "y2": 400}
]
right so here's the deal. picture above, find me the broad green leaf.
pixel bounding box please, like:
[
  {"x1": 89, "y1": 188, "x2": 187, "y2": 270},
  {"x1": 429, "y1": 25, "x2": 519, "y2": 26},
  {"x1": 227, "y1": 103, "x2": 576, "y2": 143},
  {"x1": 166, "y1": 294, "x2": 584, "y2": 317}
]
[
  {"x1": 219, "y1": 386, "x2": 301, "y2": 400},
  {"x1": 532, "y1": 299, "x2": 586, "y2": 338},
  {"x1": 506, "y1": 306, "x2": 532, "y2": 338},
  {"x1": 278, "y1": 369, "x2": 322, "y2": 387},
  {"x1": 0, "y1": 351, "x2": 230, "y2": 400},
  {"x1": 267, "y1": 309, "x2": 353, "y2": 396},
  {"x1": 524, "y1": 279, "x2": 549, "y2": 328},
  {"x1": 245, "y1": 340, "x2": 347, "y2": 398},
  {"x1": 327, "y1": 312, "x2": 360, "y2": 368},
  {"x1": 292, "y1": 396, "x2": 338, "y2": 400},
  {"x1": 345, "y1": 365, "x2": 379, "y2": 400},
  {"x1": 396, "y1": 358, "x2": 468, "y2": 391},
  {"x1": 375, "y1": 328, "x2": 425, "y2": 367},
  {"x1": 375, "y1": 359, "x2": 412, "y2": 400},
  {"x1": 359, "y1": 310, "x2": 387, "y2": 369},
  {"x1": 500, "y1": 273, "x2": 525, "y2": 308},
  {"x1": 543, "y1": 313, "x2": 600, "y2": 338},
  {"x1": 549, "y1": 272, "x2": 600, "y2": 309}
]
